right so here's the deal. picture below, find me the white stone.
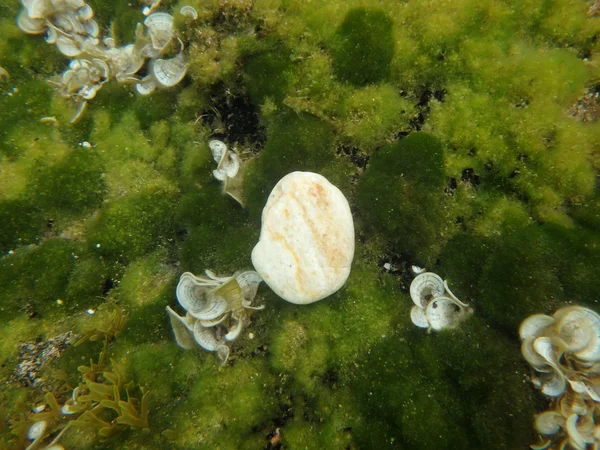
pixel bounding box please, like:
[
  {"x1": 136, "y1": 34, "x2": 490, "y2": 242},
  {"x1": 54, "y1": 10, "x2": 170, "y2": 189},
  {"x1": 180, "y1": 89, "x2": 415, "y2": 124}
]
[{"x1": 251, "y1": 171, "x2": 355, "y2": 304}]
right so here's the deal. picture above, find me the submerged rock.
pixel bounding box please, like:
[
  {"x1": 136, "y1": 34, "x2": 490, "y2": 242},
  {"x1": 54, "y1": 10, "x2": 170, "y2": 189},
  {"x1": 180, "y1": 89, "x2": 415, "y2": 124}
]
[{"x1": 251, "y1": 171, "x2": 354, "y2": 304}]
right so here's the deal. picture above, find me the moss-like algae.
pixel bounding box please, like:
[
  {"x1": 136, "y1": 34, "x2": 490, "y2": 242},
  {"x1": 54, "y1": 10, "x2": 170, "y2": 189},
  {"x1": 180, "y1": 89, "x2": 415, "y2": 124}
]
[{"x1": 2, "y1": 0, "x2": 600, "y2": 448}]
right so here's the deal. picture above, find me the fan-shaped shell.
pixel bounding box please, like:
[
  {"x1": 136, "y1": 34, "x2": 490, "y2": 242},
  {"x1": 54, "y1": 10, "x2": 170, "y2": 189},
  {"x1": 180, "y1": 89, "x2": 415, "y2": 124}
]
[
  {"x1": 236, "y1": 271, "x2": 263, "y2": 304},
  {"x1": 539, "y1": 370, "x2": 567, "y2": 397},
  {"x1": 534, "y1": 410, "x2": 564, "y2": 435},
  {"x1": 135, "y1": 76, "x2": 157, "y2": 95},
  {"x1": 180, "y1": 5, "x2": 198, "y2": 19},
  {"x1": 176, "y1": 272, "x2": 229, "y2": 320},
  {"x1": 519, "y1": 314, "x2": 555, "y2": 341},
  {"x1": 560, "y1": 391, "x2": 588, "y2": 417},
  {"x1": 555, "y1": 306, "x2": 600, "y2": 362},
  {"x1": 84, "y1": 19, "x2": 99, "y2": 38},
  {"x1": 26, "y1": 0, "x2": 49, "y2": 19},
  {"x1": 410, "y1": 272, "x2": 444, "y2": 309},
  {"x1": 225, "y1": 316, "x2": 243, "y2": 342},
  {"x1": 425, "y1": 296, "x2": 470, "y2": 331},
  {"x1": 193, "y1": 320, "x2": 222, "y2": 352},
  {"x1": 150, "y1": 52, "x2": 187, "y2": 88},
  {"x1": 565, "y1": 413, "x2": 594, "y2": 450},
  {"x1": 17, "y1": 10, "x2": 46, "y2": 34},
  {"x1": 77, "y1": 4, "x2": 93, "y2": 20},
  {"x1": 210, "y1": 140, "x2": 240, "y2": 180},
  {"x1": 144, "y1": 12, "x2": 174, "y2": 51},
  {"x1": 410, "y1": 305, "x2": 429, "y2": 329},
  {"x1": 56, "y1": 35, "x2": 81, "y2": 57},
  {"x1": 209, "y1": 140, "x2": 228, "y2": 164},
  {"x1": 166, "y1": 306, "x2": 196, "y2": 350},
  {"x1": 521, "y1": 337, "x2": 553, "y2": 372}
]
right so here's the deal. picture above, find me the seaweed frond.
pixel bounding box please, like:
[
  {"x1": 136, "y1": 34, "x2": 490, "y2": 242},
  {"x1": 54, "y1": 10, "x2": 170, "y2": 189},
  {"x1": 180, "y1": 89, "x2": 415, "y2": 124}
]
[{"x1": 75, "y1": 303, "x2": 126, "y2": 346}]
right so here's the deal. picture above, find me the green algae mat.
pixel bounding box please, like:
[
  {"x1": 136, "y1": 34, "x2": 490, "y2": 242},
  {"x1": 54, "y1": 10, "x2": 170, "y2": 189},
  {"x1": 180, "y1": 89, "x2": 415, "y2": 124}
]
[{"x1": 1, "y1": 0, "x2": 600, "y2": 449}]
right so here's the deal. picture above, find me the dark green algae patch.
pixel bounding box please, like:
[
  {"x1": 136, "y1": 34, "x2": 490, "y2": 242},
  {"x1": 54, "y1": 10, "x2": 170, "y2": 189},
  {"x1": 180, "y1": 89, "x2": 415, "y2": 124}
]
[{"x1": 1, "y1": 1, "x2": 600, "y2": 449}]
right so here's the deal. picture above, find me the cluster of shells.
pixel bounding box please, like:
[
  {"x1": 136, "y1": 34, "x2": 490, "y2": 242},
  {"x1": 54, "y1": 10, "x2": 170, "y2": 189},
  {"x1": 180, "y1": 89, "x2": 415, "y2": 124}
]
[
  {"x1": 209, "y1": 139, "x2": 245, "y2": 206},
  {"x1": 17, "y1": 0, "x2": 196, "y2": 122},
  {"x1": 520, "y1": 306, "x2": 600, "y2": 449},
  {"x1": 166, "y1": 270, "x2": 264, "y2": 364},
  {"x1": 409, "y1": 269, "x2": 473, "y2": 332}
]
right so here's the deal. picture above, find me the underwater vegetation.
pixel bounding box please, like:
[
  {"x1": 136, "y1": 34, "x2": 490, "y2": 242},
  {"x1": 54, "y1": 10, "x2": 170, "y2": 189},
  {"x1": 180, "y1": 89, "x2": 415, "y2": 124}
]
[{"x1": 1, "y1": 0, "x2": 600, "y2": 449}]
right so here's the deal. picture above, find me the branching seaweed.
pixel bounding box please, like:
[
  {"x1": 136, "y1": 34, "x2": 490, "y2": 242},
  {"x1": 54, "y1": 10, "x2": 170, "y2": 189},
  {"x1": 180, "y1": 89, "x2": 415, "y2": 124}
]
[
  {"x1": 11, "y1": 304, "x2": 150, "y2": 449},
  {"x1": 75, "y1": 302, "x2": 126, "y2": 346}
]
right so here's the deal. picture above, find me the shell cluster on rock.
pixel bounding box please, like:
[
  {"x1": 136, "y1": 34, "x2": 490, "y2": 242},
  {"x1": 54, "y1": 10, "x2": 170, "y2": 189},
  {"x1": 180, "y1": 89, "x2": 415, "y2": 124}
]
[
  {"x1": 520, "y1": 306, "x2": 600, "y2": 450},
  {"x1": 166, "y1": 270, "x2": 264, "y2": 364},
  {"x1": 409, "y1": 270, "x2": 473, "y2": 332},
  {"x1": 208, "y1": 139, "x2": 244, "y2": 206},
  {"x1": 16, "y1": 0, "x2": 194, "y2": 122}
]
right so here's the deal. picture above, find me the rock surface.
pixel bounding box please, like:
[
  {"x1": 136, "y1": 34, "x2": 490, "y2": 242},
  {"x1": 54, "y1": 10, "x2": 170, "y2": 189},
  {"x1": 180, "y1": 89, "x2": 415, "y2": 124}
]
[{"x1": 252, "y1": 171, "x2": 355, "y2": 304}]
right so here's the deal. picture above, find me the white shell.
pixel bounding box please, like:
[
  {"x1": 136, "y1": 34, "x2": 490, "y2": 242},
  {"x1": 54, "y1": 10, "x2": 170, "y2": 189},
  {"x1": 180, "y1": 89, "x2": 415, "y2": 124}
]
[
  {"x1": 411, "y1": 265, "x2": 426, "y2": 275},
  {"x1": 252, "y1": 172, "x2": 355, "y2": 304},
  {"x1": 176, "y1": 272, "x2": 229, "y2": 320},
  {"x1": 56, "y1": 35, "x2": 82, "y2": 57},
  {"x1": 225, "y1": 316, "x2": 243, "y2": 342},
  {"x1": 209, "y1": 139, "x2": 241, "y2": 180},
  {"x1": 45, "y1": 25, "x2": 58, "y2": 43},
  {"x1": 410, "y1": 305, "x2": 429, "y2": 328},
  {"x1": 144, "y1": 12, "x2": 174, "y2": 51},
  {"x1": 27, "y1": 421, "x2": 47, "y2": 440},
  {"x1": 180, "y1": 5, "x2": 198, "y2": 19},
  {"x1": 84, "y1": 19, "x2": 99, "y2": 38},
  {"x1": 215, "y1": 345, "x2": 230, "y2": 363},
  {"x1": 534, "y1": 410, "x2": 564, "y2": 435},
  {"x1": 519, "y1": 314, "x2": 555, "y2": 341},
  {"x1": 17, "y1": 10, "x2": 46, "y2": 34},
  {"x1": 237, "y1": 270, "x2": 263, "y2": 306},
  {"x1": 409, "y1": 272, "x2": 444, "y2": 309},
  {"x1": 555, "y1": 306, "x2": 600, "y2": 362},
  {"x1": 193, "y1": 320, "x2": 222, "y2": 352},
  {"x1": 521, "y1": 337, "x2": 552, "y2": 372},
  {"x1": 538, "y1": 370, "x2": 567, "y2": 397},
  {"x1": 166, "y1": 305, "x2": 196, "y2": 349},
  {"x1": 150, "y1": 52, "x2": 187, "y2": 88},
  {"x1": 135, "y1": 75, "x2": 157, "y2": 95},
  {"x1": 565, "y1": 413, "x2": 594, "y2": 450},
  {"x1": 26, "y1": 0, "x2": 49, "y2": 19},
  {"x1": 425, "y1": 296, "x2": 471, "y2": 331},
  {"x1": 77, "y1": 4, "x2": 94, "y2": 20}
]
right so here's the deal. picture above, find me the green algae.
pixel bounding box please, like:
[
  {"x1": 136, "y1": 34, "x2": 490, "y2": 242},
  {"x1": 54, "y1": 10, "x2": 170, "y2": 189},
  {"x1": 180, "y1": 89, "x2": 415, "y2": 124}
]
[
  {"x1": 330, "y1": 8, "x2": 395, "y2": 86},
  {"x1": 1, "y1": 0, "x2": 600, "y2": 448}
]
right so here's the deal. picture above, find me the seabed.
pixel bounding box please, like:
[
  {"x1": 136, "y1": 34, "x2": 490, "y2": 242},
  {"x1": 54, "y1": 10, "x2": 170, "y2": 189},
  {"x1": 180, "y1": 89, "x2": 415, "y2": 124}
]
[{"x1": 1, "y1": 0, "x2": 600, "y2": 449}]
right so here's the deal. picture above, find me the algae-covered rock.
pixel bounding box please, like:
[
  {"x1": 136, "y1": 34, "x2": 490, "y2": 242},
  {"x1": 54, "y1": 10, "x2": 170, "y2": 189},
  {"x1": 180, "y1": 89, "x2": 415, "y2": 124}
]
[
  {"x1": 243, "y1": 39, "x2": 294, "y2": 105},
  {"x1": 29, "y1": 148, "x2": 106, "y2": 213},
  {"x1": 86, "y1": 187, "x2": 178, "y2": 266},
  {"x1": 330, "y1": 8, "x2": 395, "y2": 86},
  {"x1": 356, "y1": 132, "x2": 447, "y2": 266},
  {"x1": 0, "y1": 198, "x2": 44, "y2": 253}
]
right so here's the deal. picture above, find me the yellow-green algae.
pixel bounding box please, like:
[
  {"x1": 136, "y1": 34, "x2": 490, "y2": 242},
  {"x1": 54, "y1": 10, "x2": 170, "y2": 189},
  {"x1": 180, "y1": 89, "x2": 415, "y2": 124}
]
[{"x1": 1, "y1": 0, "x2": 600, "y2": 449}]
